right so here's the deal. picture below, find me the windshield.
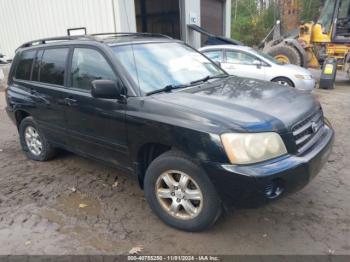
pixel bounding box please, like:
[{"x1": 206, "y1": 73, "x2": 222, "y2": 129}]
[
  {"x1": 112, "y1": 42, "x2": 225, "y2": 94},
  {"x1": 254, "y1": 49, "x2": 285, "y2": 65},
  {"x1": 318, "y1": 0, "x2": 336, "y2": 33},
  {"x1": 338, "y1": 0, "x2": 350, "y2": 19}
]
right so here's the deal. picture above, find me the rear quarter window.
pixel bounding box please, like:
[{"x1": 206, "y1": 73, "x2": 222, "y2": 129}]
[
  {"x1": 40, "y1": 48, "x2": 69, "y2": 86},
  {"x1": 15, "y1": 50, "x2": 36, "y2": 80}
]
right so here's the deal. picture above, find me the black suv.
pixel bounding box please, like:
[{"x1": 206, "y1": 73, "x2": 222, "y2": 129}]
[{"x1": 5, "y1": 33, "x2": 334, "y2": 231}]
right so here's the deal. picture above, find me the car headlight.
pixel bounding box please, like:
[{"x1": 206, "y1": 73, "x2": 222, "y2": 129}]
[
  {"x1": 221, "y1": 133, "x2": 287, "y2": 165},
  {"x1": 295, "y1": 74, "x2": 313, "y2": 80}
]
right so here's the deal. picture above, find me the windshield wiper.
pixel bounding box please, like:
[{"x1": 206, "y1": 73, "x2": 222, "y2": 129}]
[
  {"x1": 190, "y1": 74, "x2": 229, "y2": 85},
  {"x1": 146, "y1": 84, "x2": 189, "y2": 96},
  {"x1": 146, "y1": 74, "x2": 229, "y2": 96}
]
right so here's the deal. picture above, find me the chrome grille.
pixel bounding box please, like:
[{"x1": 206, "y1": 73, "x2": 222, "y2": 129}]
[{"x1": 292, "y1": 109, "x2": 324, "y2": 154}]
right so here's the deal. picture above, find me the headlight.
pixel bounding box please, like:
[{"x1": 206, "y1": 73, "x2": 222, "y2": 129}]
[
  {"x1": 221, "y1": 132, "x2": 287, "y2": 165},
  {"x1": 295, "y1": 74, "x2": 313, "y2": 80}
]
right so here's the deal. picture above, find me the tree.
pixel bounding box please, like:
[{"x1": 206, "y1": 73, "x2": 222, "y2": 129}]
[
  {"x1": 231, "y1": 0, "x2": 324, "y2": 46},
  {"x1": 299, "y1": 0, "x2": 324, "y2": 22},
  {"x1": 231, "y1": 0, "x2": 279, "y2": 46}
]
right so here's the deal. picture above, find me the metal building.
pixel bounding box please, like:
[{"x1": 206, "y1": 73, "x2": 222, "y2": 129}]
[{"x1": 0, "y1": 0, "x2": 231, "y2": 58}]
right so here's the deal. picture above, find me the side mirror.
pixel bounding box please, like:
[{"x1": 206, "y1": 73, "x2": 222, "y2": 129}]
[
  {"x1": 214, "y1": 61, "x2": 222, "y2": 67},
  {"x1": 91, "y1": 80, "x2": 124, "y2": 99},
  {"x1": 253, "y1": 60, "x2": 263, "y2": 68}
]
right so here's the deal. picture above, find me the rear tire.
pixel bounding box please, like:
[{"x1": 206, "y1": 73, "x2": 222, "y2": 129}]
[
  {"x1": 266, "y1": 44, "x2": 302, "y2": 66},
  {"x1": 272, "y1": 77, "x2": 294, "y2": 87},
  {"x1": 19, "y1": 116, "x2": 56, "y2": 161},
  {"x1": 144, "y1": 150, "x2": 222, "y2": 232}
]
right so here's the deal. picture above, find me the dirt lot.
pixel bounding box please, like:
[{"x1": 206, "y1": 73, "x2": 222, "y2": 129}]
[{"x1": 0, "y1": 71, "x2": 349, "y2": 255}]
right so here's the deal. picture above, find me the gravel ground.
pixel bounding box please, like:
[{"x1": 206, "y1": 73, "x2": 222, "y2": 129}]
[{"x1": 0, "y1": 71, "x2": 349, "y2": 255}]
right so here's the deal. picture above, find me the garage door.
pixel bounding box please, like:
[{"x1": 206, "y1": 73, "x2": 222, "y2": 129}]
[
  {"x1": 201, "y1": 0, "x2": 224, "y2": 37},
  {"x1": 135, "y1": 0, "x2": 181, "y2": 39}
]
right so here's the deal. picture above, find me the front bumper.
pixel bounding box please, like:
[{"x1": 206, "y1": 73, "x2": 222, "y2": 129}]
[
  {"x1": 203, "y1": 124, "x2": 334, "y2": 207},
  {"x1": 294, "y1": 78, "x2": 316, "y2": 92}
]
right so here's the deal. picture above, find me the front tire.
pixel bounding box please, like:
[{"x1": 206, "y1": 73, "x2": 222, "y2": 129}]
[
  {"x1": 272, "y1": 77, "x2": 294, "y2": 87},
  {"x1": 144, "y1": 150, "x2": 222, "y2": 232},
  {"x1": 19, "y1": 116, "x2": 56, "y2": 161}
]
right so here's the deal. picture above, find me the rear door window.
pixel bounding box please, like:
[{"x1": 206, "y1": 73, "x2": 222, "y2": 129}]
[
  {"x1": 70, "y1": 48, "x2": 117, "y2": 91},
  {"x1": 40, "y1": 48, "x2": 69, "y2": 86},
  {"x1": 32, "y1": 50, "x2": 44, "y2": 82},
  {"x1": 15, "y1": 50, "x2": 36, "y2": 80}
]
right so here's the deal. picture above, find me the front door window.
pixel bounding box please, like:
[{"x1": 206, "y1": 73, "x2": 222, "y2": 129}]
[
  {"x1": 70, "y1": 48, "x2": 117, "y2": 90},
  {"x1": 223, "y1": 50, "x2": 266, "y2": 80},
  {"x1": 226, "y1": 51, "x2": 257, "y2": 65}
]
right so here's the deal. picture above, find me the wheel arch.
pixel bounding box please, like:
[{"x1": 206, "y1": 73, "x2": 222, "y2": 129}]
[
  {"x1": 15, "y1": 109, "x2": 31, "y2": 128},
  {"x1": 136, "y1": 142, "x2": 172, "y2": 188},
  {"x1": 271, "y1": 76, "x2": 295, "y2": 87}
]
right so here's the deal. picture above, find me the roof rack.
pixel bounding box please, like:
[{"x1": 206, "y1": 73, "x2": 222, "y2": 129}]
[
  {"x1": 90, "y1": 32, "x2": 172, "y2": 39},
  {"x1": 18, "y1": 35, "x2": 95, "y2": 49},
  {"x1": 17, "y1": 32, "x2": 172, "y2": 50}
]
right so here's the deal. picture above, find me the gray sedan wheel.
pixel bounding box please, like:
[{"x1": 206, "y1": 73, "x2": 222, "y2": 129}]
[{"x1": 272, "y1": 77, "x2": 294, "y2": 87}]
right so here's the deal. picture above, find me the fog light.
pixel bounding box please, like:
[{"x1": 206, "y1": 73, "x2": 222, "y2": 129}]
[{"x1": 264, "y1": 180, "x2": 284, "y2": 199}]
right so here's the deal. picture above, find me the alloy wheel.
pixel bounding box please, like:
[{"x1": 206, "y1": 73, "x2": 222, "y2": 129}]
[
  {"x1": 24, "y1": 126, "x2": 43, "y2": 156},
  {"x1": 277, "y1": 80, "x2": 290, "y2": 86},
  {"x1": 155, "y1": 170, "x2": 203, "y2": 220}
]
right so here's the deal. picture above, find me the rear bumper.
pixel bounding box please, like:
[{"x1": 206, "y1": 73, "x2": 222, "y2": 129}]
[
  {"x1": 5, "y1": 104, "x2": 16, "y2": 125},
  {"x1": 203, "y1": 124, "x2": 334, "y2": 207}
]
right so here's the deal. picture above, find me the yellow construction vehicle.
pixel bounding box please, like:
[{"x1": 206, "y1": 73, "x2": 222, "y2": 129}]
[{"x1": 261, "y1": 0, "x2": 350, "y2": 78}]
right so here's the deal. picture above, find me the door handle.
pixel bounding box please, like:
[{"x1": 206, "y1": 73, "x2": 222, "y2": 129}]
[{"x1": 64, "y1": 97, "x2": 77, "y2": 106}]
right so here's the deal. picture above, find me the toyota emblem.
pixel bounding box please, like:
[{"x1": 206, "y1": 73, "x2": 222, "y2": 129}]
[{"x1": 311, "y1": 122, "x2": 320, "y2": 133}]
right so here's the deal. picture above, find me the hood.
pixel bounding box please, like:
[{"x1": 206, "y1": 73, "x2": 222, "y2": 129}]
[
  {"x1": 154, "y1": 76, "x2": 320, "y2": 133},
  {"x1": 281, "y1": 64, "x2": 313, "y2": 76}
]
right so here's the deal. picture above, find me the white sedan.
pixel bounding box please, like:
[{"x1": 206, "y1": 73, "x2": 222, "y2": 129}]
[
  {"x1": 0, "y1": 67, "x2": 4, "y2": 81},
  {"x1": 199, "y1": 45, "x2": 316, "y2": 92}
]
